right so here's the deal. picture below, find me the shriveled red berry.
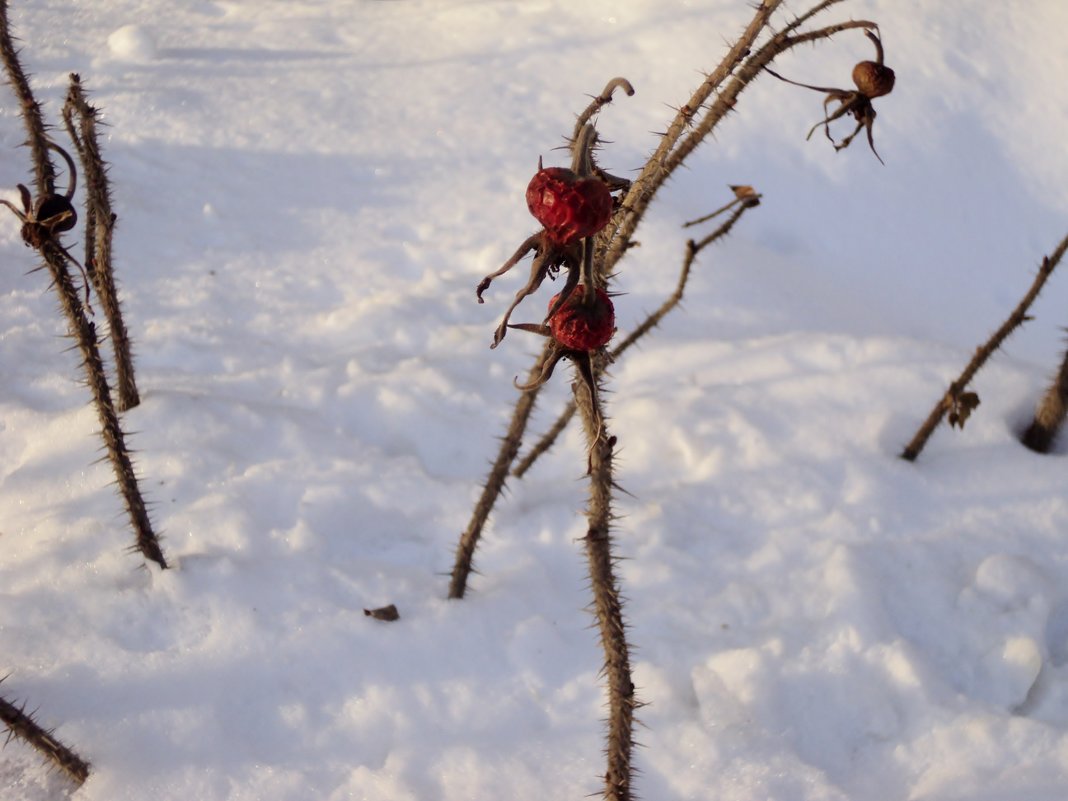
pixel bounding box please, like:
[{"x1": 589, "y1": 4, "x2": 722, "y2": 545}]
[
  {"x1": 852, "y1": 60, "x2": 895, "y2": 98},
  {"x1": 548, "y1": 286, "x2": 615, "y2": 351},
  {"x1": 526, "y1": 167, "x2": 613, "y2": 247}
]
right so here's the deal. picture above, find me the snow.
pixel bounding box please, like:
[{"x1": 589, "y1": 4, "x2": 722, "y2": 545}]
[{"x1": 2, "y1": 1, "x2": 1068, "y2": 799}]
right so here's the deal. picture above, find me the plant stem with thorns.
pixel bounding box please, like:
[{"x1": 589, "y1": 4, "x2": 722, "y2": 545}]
[
  {"x1": 454, "y1": 1, "x2": 876, "y2": 594},
  {"x1": 0, "y1": 7, "x2": 166, "y2": 568},
  {"x1": 0, "y1": 0, "x2": 55, "y2": 193},
  {"x1": 42, "y1": 240, "x2": 167, "y2": 568},
  {"x1": 901, "y1": 232, "x2": 1068, "y2": 461},
  {"x1": 576, "y1": 376, "x2": 637, "y2": 801},
  {"x1": 0, "y1": 689, "x2": 90, "y2": 786},
  {"x1": 63, "y1": 72, "x2": 140, "y2": 412}
]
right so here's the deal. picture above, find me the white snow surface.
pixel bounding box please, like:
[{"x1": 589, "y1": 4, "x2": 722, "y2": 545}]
[{"x1": 2, "y1": 1, "x2": 1068, "y2": 799}]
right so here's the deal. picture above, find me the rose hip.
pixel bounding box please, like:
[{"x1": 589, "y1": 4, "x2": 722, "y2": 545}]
[
  {"x1": 548, "y1": 286, "x2": 615, "y2": 351},
  {"x1": 526, "y1": 167, "x2": 613, "y2": 247}
]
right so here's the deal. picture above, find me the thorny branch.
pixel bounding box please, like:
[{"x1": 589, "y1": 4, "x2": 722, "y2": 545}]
[
  {"x1": 601, "y1": 5, "x2": 875, "y2": 274},
  {"x1": 901, "y1": 232, "x2": 1068, "y2": 461},
  {"x1": 63, "y1": 72, "x2": 142, "y2": 412},
  {"x1": 0, "y1": 686, "x2": 90, "y2": 786},
  {"x1": 575, "y1": 379, "x2": 637, "y2": 801},
  {"x1": 455, "y1": 1, "x2": 870, "y2": 599},
  {"x1": 0, "y1": 4, "x2": 166, "y2": 569},
  {"x1": 0, "y1": 0, "x2": 54, "y2": 194}
]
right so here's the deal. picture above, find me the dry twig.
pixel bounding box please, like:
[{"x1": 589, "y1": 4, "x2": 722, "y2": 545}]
[
  {"x1": 0, "y1": 687, "x2": 90, "y2": 786},
  {"x1": 63, "y1": 72, "x2": 141, "y2": 412},
  {"x1": 901, "y1": 232, "x2": 1068, "y2": 461}
]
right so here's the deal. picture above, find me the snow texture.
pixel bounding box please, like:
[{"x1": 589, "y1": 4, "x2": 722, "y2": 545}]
[{"x1": 2, "y1": 1, "x2": 1068, "y2": 799}]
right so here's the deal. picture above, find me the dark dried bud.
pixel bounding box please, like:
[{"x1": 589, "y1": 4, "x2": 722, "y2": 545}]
[
  {"x1": 852, "y1": 60, "x2": 895, "y2": 98},
  {"x1": 36, "y1": 194, "x2": 78, "y2": 233}
]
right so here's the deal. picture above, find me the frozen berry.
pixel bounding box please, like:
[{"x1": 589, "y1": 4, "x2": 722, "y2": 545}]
[
  {"x1": 526, "y1": 167, "x2": 613, "y2": 247},
  {"x1": 548, "y1": 286, "x2": 615, "y2": 351}
]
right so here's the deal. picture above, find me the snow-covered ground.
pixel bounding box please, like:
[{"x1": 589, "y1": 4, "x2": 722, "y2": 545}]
[{"x1": 2, "y1": 1, "x2": 1068, "y2": 799}]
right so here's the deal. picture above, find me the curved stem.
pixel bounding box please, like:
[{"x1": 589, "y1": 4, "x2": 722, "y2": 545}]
[
  {"x1": 867, "y1": 28, "x2": 885, "y2": 65},
  {"x1": 573, "y1": 77, "x2": 634, "y2": 142}
]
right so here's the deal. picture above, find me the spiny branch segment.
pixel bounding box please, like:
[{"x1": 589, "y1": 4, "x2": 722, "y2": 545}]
[
  {"x1": 600, "y1": 1, "x2": 874, "y2": 274},
  {"x1": 576, "y1": 374, "x2": 637, "y2": 801},
  {"x1": 42, "y1": 237, "x2": 168, "y2": 569},
  {"x1": 0, "y1": 0, "x2": 54, "y2": 194},
  {"x1": 901, "y1": 232, "x2": 1068, "y2": 461},
  {"x1": 0, "y1": 7, "x2": 166, "y2": 569},
  {"x1": 63, "y1": 72, "x2": 141, "y2": 412},
  {"x1": 0, "y1": 688, "x2": 90, "y2": 786}
]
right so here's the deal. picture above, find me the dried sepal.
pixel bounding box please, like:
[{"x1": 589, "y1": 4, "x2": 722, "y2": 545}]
[{"x1": 947, "y1": 391, "x2": 981, "y2": 429}]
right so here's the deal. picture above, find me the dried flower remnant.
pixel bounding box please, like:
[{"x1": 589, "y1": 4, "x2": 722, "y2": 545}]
[
  {"x1": 767, "y1": 28, "x2": 895, "y2": 163},
  {"x1": 0, "y1": 142, "x2": 78, "y2": 247}
]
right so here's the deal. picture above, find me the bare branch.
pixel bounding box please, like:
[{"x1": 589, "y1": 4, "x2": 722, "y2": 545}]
[
  {"x1": 0, "y1": 687, "x2": 89, "y2": 786},
  {"x1": 901, "y1": 232, "x2": 1068, "y2": 461},
  {"x1": 574, "y1": 373, "x2": 637, "y2": 801}
]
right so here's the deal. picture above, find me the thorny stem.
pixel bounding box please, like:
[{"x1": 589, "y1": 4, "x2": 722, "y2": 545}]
[
  {"x1": 0, "y1": 13, "x2": 166, "y2": 569},
  {"x1": 41, "y1": 240, "x2": 168, "y2": 569},
  {"x1": 0, "y1": 0, "x2": 54, "y2": 194},
  {"x1": 573, "y1": 77, "x2": 635, "y2": 144},
  {"x1": 901, "y1": 232, "x2": 1068, "y2": 461},
  {"x1": 600, "y1": 4, "x2": 874, "y2": 277},
  {"x1": 63, "y1": 73, "x2": 141, "y2": 412},
  {"x1": 514, "y1": 194, "x2": 759, "y2": 477},
  {"x1": 779, "y1": 0, "x2": 843, "y2": 36},
  {"x1": 0, "y1": 689, "x2": 90, "y2": 786},
  {"x1": 570, "y1": 125, "x2": 601, "y2": 307},
  {"x1": 575, "y1": 375, "x2": 637, "y2": 801},
  {"x1": 570, "y1": 122, "x2": 598, "y2": 177},
  {"x1": 456, "y1": 1, "x2": 872, "y2": 592},
  {"x1": 448, "y1": 341, "x2": 554, "y2": 599}
]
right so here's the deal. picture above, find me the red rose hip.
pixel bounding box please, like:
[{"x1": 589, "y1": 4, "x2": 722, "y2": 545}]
[
  {"x1": 526, "y1": 167, "x2": 613, "y2": 247},
  {"x1": 548, "y1": 286, "x2": 615, "y2": 351}
]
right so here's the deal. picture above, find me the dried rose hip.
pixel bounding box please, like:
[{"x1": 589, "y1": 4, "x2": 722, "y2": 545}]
[
  {"x1": 526, "y1": 167, "x2": 613, "y2": 247},
  {"x1": 851, "y1": 60, "x2": 895, "y2": 98},
  {"x1": 548, "y1": 286, "x2": 615, "y2": 351}
]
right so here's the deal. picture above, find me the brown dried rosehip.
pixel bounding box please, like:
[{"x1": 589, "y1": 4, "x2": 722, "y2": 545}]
[{"x1": 852, "y1": 60, "x2": 895, "y2": 99}]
